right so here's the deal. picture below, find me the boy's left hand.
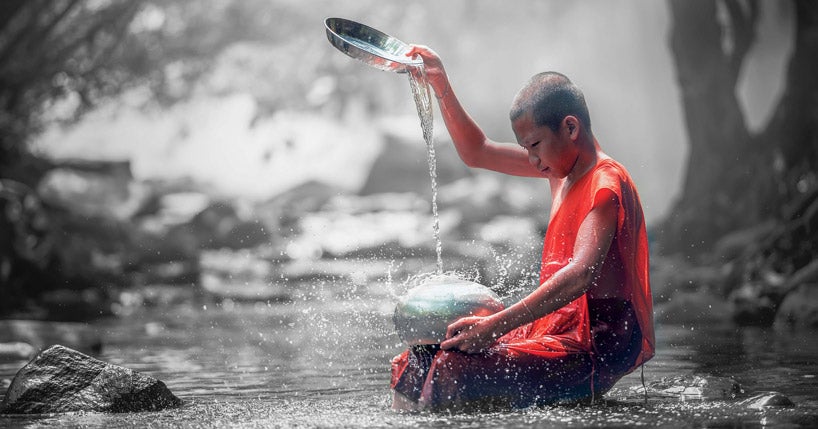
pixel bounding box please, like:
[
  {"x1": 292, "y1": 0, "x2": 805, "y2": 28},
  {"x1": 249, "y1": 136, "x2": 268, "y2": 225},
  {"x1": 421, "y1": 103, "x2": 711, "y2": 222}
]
[{"x1": 440, "y1": 315, "x2": 498, "y2": 354}]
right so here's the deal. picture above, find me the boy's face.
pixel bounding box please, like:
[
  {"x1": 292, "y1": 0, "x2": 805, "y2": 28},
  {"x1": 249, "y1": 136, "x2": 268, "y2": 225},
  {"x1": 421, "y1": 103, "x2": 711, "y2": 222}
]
[{"x1": 512, "y1": 111, "x2": 579, "y2": 180}]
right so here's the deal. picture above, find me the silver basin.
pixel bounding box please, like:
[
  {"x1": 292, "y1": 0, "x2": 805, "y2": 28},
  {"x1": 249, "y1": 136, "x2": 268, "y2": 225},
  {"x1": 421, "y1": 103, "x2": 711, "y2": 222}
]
[
  {"x1": 324, "y1": 17, "x2": 422, "y2": 73},
  {"x1": 393, "y1": 276, "x2": 505, "y2": 346}
]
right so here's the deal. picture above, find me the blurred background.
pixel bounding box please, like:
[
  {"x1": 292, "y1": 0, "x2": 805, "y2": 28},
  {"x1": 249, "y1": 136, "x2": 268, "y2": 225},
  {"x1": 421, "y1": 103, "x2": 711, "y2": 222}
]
[{"x1": 1, "y1": 0, "x2": 816, "y2": 330}]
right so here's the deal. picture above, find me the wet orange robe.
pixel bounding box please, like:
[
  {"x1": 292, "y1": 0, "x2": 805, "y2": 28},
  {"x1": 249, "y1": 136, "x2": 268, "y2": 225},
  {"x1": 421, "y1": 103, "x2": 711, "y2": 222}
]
[{"x1": 391, "y1": 158, "x2": 654, "y2": 409}]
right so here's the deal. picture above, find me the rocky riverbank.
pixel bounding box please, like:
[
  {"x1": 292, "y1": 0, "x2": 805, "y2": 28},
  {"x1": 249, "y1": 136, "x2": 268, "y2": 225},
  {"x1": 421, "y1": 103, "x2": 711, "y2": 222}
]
[
  {"x1": 652, "y1": 186, "x2": 818, "y2": 329},
  {"x1": 2, "y1": 133, "x2": 816, "y2": 356}
]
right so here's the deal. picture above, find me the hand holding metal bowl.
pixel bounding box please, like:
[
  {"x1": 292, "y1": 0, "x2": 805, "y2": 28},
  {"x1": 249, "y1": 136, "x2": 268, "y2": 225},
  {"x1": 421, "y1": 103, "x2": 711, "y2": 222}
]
[
  {"x1": 324, "y1": 17, "x2": 423, "y2": 73},
  {"x1": 393, "y1": 276, "x2": 505, "y2": 346}
]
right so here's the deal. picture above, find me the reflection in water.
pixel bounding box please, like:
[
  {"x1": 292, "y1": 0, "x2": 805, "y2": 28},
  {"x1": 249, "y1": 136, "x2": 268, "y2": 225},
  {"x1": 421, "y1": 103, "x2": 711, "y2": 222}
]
[{"x1": 2, "y1": 295, "x2": 818, "y2": 427}]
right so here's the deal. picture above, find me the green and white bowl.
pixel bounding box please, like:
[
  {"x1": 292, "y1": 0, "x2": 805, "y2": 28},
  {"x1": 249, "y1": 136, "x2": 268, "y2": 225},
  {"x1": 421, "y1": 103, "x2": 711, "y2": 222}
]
[{"x1": 393, "y1": 276, "x2": 505, "y2": 346}]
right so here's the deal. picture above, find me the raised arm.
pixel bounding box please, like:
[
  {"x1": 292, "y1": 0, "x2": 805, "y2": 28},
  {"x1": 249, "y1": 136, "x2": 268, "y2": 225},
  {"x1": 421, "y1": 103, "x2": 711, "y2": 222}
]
[{"x1": 406, "y1": 45, "x2": 540, "y2": 177}]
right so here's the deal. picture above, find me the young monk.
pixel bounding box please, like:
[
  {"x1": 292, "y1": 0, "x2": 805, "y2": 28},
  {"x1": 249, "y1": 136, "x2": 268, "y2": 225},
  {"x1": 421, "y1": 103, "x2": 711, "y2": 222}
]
[{"x1": 390, "y1": 45, "x2": 655, "y2": 411}]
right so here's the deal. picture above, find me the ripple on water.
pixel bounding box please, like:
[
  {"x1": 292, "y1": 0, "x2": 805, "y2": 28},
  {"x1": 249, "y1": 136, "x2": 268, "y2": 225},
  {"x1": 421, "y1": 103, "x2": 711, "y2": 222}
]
[{"x1": 2, "y1": 305, "x2": 818, "y2": 428}]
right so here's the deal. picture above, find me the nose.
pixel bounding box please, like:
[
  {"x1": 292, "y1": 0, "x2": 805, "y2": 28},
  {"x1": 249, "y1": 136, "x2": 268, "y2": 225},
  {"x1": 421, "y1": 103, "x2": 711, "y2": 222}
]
[{"x1": 528, "y1": 151, "x2": 539, "y2": 168}]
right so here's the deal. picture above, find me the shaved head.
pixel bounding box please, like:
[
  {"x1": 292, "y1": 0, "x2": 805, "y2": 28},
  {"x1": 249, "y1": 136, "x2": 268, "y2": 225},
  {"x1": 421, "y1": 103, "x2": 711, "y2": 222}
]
[{"x1": 510, "y1": 72, "x2": 592, "y2": 134}]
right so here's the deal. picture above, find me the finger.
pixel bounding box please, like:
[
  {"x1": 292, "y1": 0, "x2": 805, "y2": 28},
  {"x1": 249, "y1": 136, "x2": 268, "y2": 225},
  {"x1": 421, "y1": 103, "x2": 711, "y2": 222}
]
[
  {"x1": 405, "y1": 44, "x2": 426, "y2": 58},
  {"x1": 440, "y1": 336, "x2": 460, "y2": 351},
  {"x1": 445, "y1": 318, "x2": 471, "y2": 339},
  {"x1": 406, "y1": 44, "x2": 435, "y2": 60},
  {"x1": 445, "y1": 323, "x2": 460, "y2": 340}
]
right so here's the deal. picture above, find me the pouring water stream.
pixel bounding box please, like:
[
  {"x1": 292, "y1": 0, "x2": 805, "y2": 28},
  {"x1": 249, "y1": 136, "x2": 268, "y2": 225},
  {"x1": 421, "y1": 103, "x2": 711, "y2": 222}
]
[{"x1": 407, "y1": 65, "x2": 443, "y2": 275}]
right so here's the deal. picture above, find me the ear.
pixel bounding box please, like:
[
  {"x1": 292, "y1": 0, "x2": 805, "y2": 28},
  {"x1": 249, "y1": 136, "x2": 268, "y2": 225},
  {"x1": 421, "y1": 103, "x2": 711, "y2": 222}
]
[{"x1": 563, "y1": 116, "x2": 579, "y2": 139}]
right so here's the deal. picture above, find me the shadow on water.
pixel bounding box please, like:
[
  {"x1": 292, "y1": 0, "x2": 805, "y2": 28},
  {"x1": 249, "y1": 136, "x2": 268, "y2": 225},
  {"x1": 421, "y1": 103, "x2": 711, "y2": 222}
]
[{"x1": 2, "y1": 288, "x2": 818, "y2": 428}]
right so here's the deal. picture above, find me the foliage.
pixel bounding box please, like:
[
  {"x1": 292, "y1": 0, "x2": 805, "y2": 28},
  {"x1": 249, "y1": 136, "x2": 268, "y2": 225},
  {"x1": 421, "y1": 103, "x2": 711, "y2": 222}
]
[
  {"x1": 1, "y1": 1, "x2": 142, "y2": 161},
  {"x1": 0, "y1": 0, "x2": 336, "y2": 173},
  {"x1": 0, "y1": 0, "x2": 325, "y2": 316}
]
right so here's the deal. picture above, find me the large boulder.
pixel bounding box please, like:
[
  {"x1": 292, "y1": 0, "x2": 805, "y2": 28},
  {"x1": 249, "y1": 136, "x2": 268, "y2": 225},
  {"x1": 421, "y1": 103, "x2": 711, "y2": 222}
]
[
  {"x1": 359, "y1": 133, "x2": 470, "y2": 196},
  {"x1": 0, "y1": 345, "x2": 181, "y2": 414},
  {"x1": 165, "y1": 200, "x2": 270, "y2": 251},
  {"x1": 258, "y1": 181, "x2": 344, "y2": 232},
  {"x1": 36, "y1": 161, "x2": 148, "y2": 221}
]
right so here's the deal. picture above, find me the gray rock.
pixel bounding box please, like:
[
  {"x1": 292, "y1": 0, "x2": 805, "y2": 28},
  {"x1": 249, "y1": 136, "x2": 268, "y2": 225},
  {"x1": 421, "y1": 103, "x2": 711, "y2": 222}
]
[
  {"x1": 359, "y1": 134, "x2": 470, "y2": 196},
  {"x1": 633, "y1": 375, "x2": 743, "y2": 400},
  {"x1": 738, "y1": 391, "x2": 795, "y2": 409},
  {"x1": 262, "y1": 181, "x2": 343, "y2": 218},
  {"x1": 36, "y1": 162, "x2": 147, "y2": 221},
  {"x1": 0, "y1": 345, "x2": 181, "y2": 414},
  {"x1": 166, "y1": 200, "x2": 270, "y2": 251}
]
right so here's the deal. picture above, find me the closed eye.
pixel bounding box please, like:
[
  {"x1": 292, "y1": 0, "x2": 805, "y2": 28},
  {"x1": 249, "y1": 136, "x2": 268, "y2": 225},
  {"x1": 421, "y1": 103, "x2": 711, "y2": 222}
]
[{"x1": 531, "y1": 141, "x2": 540, "y2": 148}]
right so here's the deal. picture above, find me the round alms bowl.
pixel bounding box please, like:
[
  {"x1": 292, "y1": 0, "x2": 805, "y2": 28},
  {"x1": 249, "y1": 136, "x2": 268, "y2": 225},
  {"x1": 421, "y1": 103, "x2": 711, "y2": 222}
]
[
  {"x1": 393, "y1": 276, "x2": 505, "y2": 346},
  {"x1": 325, "y1": 17, "x2": 423, "y2": 73}
]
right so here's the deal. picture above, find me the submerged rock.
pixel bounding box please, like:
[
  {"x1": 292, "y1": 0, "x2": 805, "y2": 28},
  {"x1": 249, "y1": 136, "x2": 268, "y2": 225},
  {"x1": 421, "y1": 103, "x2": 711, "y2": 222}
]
[
  {"x1": 0, "y1": 345, "x2": 181, "y2": 414},
  {"x1": 635, "y1": 375, "x2": 743, "y2": 400},
  {"x1": 738, "y1": 391, "x2": 795, "y2": 409}
]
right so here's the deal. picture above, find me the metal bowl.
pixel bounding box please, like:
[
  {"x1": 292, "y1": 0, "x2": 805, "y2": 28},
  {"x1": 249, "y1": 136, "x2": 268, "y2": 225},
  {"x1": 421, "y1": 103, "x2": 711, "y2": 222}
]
[
  {"x1": 324, "y1": 17, "x2": 422, "y2": 73},
  {"x1": 393, "y1": 276, "x2": 505, "y2": 346}
]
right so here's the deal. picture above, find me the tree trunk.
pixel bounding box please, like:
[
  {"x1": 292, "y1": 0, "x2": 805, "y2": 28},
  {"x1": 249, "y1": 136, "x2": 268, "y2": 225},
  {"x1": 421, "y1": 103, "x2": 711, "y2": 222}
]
[
  {"x1": 663, "y1": 0, "x2": 818, "y2": 257},
  {"x1": 758, "y1": 0, "x2": 818, "y2": 210},
  {"x1": 663, "y1": 0, "x2": 774, "y2": 255}
]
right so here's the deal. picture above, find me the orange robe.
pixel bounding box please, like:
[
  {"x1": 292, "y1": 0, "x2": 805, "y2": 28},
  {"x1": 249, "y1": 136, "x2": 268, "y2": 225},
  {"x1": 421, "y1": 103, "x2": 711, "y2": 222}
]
[{"x1": 391, "y1": 158, "x2": 654, "y2": 410}]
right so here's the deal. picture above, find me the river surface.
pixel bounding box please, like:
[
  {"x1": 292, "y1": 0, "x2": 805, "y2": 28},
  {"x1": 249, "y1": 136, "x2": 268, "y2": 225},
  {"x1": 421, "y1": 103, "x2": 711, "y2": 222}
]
[{"x1": 2, "y1": 287, "x2": 818, "y2": 428}]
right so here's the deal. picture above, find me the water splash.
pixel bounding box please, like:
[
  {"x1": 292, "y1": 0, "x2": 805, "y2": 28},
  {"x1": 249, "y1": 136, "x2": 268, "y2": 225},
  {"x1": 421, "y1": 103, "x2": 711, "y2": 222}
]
[
  {"x1": 407, "y1": 65, "x2": 443, "y2": 275},
  {"x1": 401, "y1": 270, "x2": 476, "y2": 291}
]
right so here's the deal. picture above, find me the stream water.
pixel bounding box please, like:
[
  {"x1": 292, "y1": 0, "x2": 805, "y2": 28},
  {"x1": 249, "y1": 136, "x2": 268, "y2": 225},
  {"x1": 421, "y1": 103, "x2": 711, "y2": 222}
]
[{"x1": 2, "y1": 295, "x2": 818, "y2": 428}]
